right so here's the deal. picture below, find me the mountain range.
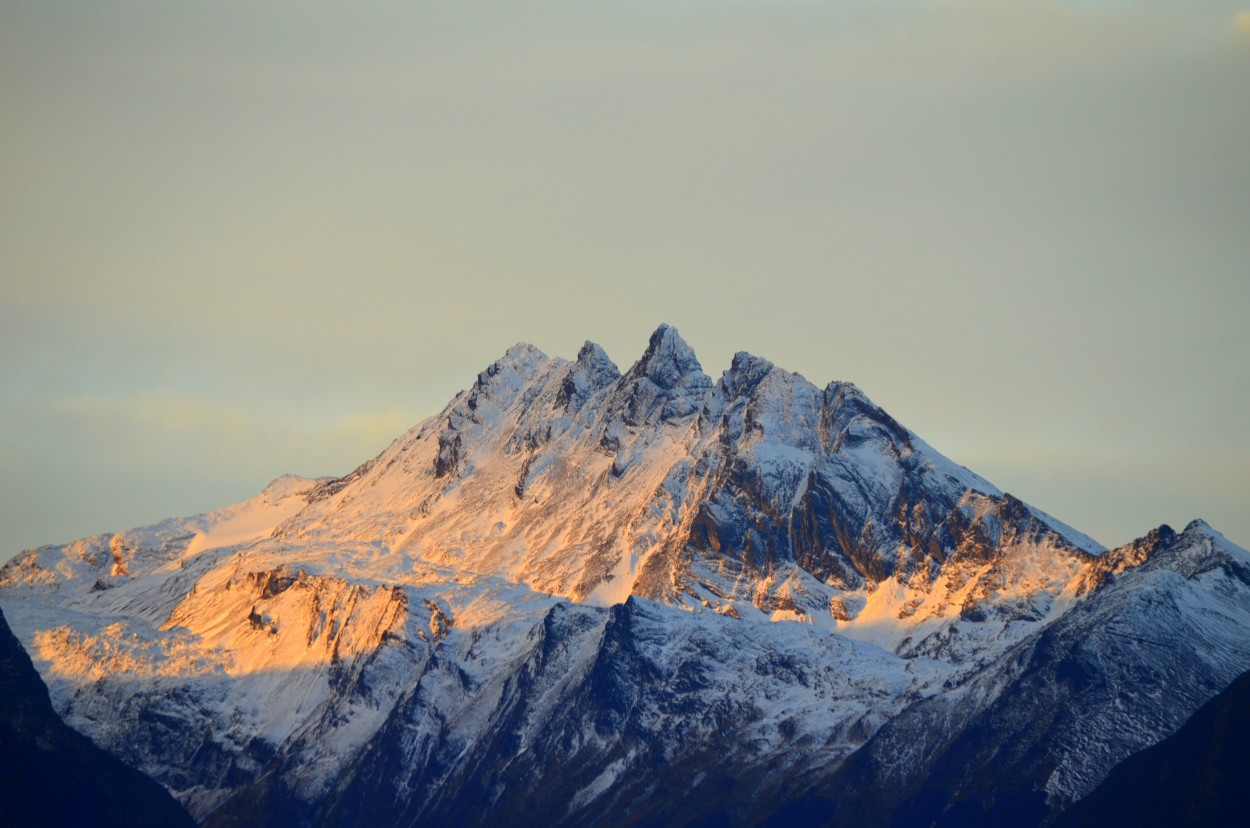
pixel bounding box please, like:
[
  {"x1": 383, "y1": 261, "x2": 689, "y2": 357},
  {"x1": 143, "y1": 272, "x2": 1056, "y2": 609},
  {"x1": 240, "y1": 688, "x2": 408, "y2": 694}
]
[{"x1": 2, "y1": 324, "x2": 1248, "y2": 826}]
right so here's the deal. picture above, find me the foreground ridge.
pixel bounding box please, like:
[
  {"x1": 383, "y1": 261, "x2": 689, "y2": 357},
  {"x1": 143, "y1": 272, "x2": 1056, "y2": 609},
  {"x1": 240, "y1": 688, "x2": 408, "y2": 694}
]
[
  {"x1": 2, "y1": 325, "x2": 1248, "y2": 827},
  {"x1": 0, "y1": 606, "x2": 196, "y2": 827}
]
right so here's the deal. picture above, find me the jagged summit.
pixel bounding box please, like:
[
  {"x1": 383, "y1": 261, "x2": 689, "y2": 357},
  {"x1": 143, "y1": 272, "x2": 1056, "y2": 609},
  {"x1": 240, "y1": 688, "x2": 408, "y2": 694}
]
[
  {"x1": 627, "y1": 323, "x2": 707, "y2": 386},
  {"x1": 613, "y1": 324, "x2": 712, "y2": 426},
  {"x1": 721, "y1": 350, "x2": 778, "y2": 398},
  {"x1": 559, "y1": 340, "x2": 620, "y2": 410},
  {"x1": 573, "y1": 339, "x2": 618, "y2": 375},
  {"x1": 471, "y1": 341, "x2": 550, "y2": 397}
]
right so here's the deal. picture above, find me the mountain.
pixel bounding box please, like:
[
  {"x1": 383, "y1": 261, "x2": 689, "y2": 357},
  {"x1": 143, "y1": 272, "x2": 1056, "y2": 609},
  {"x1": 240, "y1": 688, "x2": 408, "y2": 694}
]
[
  {"x1": 0, "y1": 605, "x2": 196, "y2": 828},
  {"x1": 2, "y1": 324, "x2": 1248, "y2": 827},
  {"x1": 1054, "y1": 665, "x2": 1250, "y2": 828}
]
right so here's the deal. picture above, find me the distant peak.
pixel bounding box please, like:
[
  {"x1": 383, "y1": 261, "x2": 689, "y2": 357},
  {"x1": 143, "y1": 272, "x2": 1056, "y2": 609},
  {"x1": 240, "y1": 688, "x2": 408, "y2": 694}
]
[
  {"x1": 502, "y1": 342, "x2": 547, "y2": 364},
  {"x1": 463, "y1": 342, "x2": 553, "y2": 414},
  {"x1": 262, "y1": 475, "x2": 325, "y2": 500},
  {"x1": 479, "y1": 342, "x2": 549, "y2": 381},
  {"x1": 823, "y1": 380, "x2": 869, "y2": 408},
  {"x1": 648, "y1": 323, "x2": 690, "y2": 354},
  {"x1": 629, "y1": 324, "x2": 706, "y2": 389},
  {"x1": 722, "y1": 351, "x2": 776, "y2": 397},
  {"x1": 1182, "y1": 519, "x2": 1224, "y2": 541},
  {"x1": 730, "y1": 351, "x2": 773, "y2": 372},
  {"x1": 610, "y1": 325, "x2": 712, "y2": 425},
  {"x1": 559, "y1": 341, "x2": 621, "y2": 408},
  {"x1": 576, "y1": 340, "x2": 618, "y2": 374}
]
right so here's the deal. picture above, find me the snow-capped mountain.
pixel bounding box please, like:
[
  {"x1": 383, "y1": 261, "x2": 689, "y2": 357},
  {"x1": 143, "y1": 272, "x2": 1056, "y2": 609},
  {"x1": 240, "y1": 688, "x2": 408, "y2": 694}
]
[{"x1": 2, "y1": 324, "x2": 1248, "y2": 827}]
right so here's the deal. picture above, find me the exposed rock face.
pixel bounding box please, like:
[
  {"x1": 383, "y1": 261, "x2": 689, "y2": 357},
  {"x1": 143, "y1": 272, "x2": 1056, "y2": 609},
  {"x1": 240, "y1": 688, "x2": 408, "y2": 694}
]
[
  {"x1": 0, "y1": 606, "x2": 196, "y2": 828},
  {"x1": 1, "y1": 325, "x2": 1248, "y2": 827}
]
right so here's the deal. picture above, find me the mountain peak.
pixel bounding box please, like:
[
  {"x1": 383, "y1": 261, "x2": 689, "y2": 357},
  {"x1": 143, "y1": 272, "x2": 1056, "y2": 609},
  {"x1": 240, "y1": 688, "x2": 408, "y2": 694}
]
[
  {"x1": 471, "y1": 342, "x2": 551, "y2": 398},
  {"x1": 628, "y1": 324, "x2": 707, "y2": 389},
  {"x1": 1181, "y1": 518, "x2": 1235, "y2": 549},
  {"x1": 722, "y1": 351, "x2": 777, "y2": 398},
  {"x1": 559, "y1": 341, "x2": 621, "y2": 410},
  {"x1": 500, "y1": 341, "x2": 548, "y2": 369},
  {"x1": 613, "y1": 325, "x2": 712, "y2": 426},
  {"x1": 575, "y1": 340, "x2": 618, "y2": 373},
  {"x1": 1184, "y1": 518, "x2": 1213, "y2": 535}
]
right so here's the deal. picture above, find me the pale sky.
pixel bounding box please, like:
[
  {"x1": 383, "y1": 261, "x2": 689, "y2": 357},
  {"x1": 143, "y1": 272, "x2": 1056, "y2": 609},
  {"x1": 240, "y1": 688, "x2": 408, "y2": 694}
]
[{"x1": 2, "y1": 0, "x2": 1248, "y2": 560}]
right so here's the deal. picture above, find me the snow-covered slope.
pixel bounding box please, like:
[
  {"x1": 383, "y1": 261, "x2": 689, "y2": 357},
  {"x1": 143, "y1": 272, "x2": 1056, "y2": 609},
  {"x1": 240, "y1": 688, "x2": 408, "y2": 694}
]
[
  {"x1": 1, "y1": 325, "x2": 1246, "y2": 827},
  {"x1": 777, "y1": 519, "x2": 1250, "y2": 827}
]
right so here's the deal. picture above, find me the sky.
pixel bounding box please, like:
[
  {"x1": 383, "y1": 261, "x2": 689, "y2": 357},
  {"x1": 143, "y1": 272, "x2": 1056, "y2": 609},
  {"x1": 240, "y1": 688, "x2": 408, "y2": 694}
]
[{"x1": 1, "y1": 0, "x2": 1247, "y2": 561}]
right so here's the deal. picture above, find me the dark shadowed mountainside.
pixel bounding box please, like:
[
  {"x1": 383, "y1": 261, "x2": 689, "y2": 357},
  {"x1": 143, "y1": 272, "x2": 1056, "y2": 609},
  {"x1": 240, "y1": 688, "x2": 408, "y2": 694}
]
[
  {"x1": 0, "y1": 606, "x2": 196, "y2": 828},
  {"x1": 1055, "y1": 666, "x2": 1250, "y2": 828}
]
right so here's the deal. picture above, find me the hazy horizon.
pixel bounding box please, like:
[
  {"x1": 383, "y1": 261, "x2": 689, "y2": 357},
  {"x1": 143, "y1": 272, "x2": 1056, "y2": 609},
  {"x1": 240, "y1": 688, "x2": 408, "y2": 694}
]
[{"x1": 2, "y1": 0, "x2": 1248, "y2": 559}]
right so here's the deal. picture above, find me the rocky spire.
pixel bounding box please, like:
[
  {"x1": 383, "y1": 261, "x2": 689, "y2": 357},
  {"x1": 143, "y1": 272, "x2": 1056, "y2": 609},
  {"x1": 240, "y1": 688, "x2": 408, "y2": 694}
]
[
  {"x1": 627, "y1": 324, "x2": 706, "y2": 389},
  {"x1": 558, "y1": 341, "x2": 621, "y2": 411},
  {"x1": 721, "y1": 351, "x2": 776, "y2": 399},
  {"x1": 616, "y1": 324, "x2": 712, "y2": 425}
]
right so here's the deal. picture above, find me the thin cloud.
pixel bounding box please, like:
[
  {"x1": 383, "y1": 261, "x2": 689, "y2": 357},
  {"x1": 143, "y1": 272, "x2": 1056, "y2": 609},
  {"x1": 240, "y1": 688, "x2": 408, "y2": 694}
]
[
  {"x1": 2, "y1": 0, "x2": 1248, "y2": 557},
  {"x1": 47, "y1": 392, "x2": 414, "y2": 475}
]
